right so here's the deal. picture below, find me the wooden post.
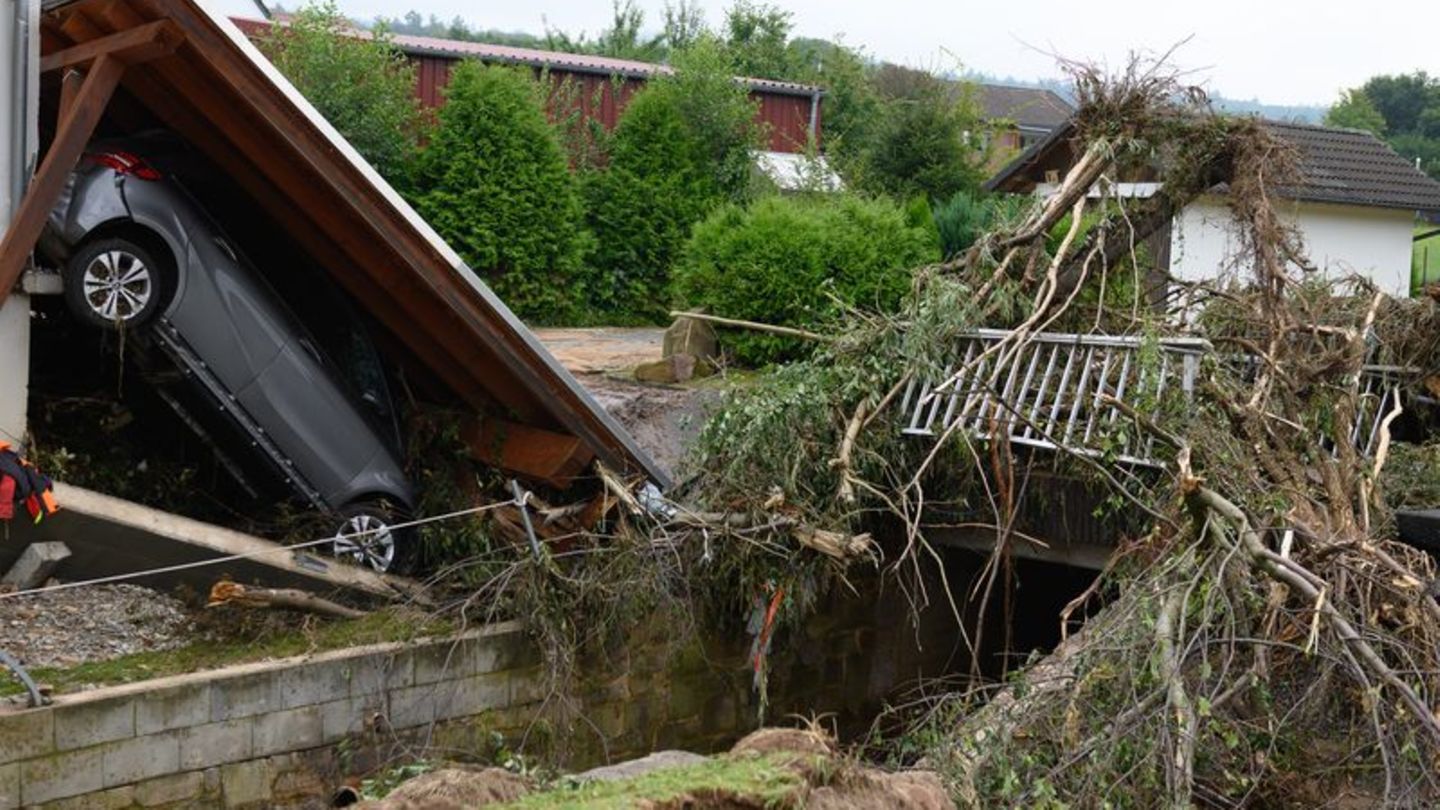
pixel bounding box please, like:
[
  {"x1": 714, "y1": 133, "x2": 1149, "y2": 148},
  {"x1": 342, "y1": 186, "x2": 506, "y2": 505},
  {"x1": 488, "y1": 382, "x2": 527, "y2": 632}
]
[
  {"x1": 0, "y1": 52, "x2": 124, "y2": 306},
  {"x1": 57, "y1": 69, "x2": 84, "y2": 123}
]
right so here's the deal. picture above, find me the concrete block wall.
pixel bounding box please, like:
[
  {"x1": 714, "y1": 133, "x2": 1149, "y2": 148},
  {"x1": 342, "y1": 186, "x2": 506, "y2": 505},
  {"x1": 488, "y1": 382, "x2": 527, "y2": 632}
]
[
  {"x1": 0, "y1": 621, "x2": 547, "y2": 809},
  {"x1": 0, "y1": 562, "x2": 976, "y2": 809}
]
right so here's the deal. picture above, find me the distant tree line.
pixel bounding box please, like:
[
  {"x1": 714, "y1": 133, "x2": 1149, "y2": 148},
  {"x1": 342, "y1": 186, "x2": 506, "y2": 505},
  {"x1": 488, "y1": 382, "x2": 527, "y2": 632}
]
[{"x1": 1326, "y1": 72, "x2": 1440, "y2": 179}]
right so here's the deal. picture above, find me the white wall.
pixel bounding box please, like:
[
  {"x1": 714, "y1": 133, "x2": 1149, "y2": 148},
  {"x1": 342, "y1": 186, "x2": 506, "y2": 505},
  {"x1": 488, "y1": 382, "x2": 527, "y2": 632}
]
[
  {"x1": 0, "y1": 0, "x2": 39, "y2": 446},
  {"x1": 1170, "y1": 195, "x2": 1416, "y2": 296}
]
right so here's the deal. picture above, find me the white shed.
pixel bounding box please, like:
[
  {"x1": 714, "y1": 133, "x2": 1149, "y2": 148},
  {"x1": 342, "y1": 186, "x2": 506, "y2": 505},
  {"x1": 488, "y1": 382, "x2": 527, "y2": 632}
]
[{"x1": 987, "y1": 119, "x2": 1440, "y2": 301}]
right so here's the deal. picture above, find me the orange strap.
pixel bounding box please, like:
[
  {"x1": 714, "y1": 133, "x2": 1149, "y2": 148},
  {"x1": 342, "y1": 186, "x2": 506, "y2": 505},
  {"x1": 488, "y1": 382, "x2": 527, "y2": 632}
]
[{"x1": 751, "y1": 585, "x2": 786, "y2": 673}]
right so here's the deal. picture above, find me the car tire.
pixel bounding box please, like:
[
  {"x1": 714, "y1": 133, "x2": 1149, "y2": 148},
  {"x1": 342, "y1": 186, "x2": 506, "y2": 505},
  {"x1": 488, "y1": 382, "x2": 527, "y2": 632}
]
[
  {"x1": 63, "y1": 237, "x2": 171, "y2": 331},
  {"x1": 331, "y1": 502, "x2": 415, "y2": 575}
]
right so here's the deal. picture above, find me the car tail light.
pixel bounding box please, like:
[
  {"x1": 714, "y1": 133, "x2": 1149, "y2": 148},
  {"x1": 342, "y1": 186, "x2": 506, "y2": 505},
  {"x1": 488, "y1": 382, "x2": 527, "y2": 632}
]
[{"x1": 87, "y1": 150, "x2": 162, "y2": 181}]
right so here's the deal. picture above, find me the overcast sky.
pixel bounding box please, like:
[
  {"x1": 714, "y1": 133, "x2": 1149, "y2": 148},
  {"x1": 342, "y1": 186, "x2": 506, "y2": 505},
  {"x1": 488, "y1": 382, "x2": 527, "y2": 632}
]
[{"x1": 264, "y1": 0, "x2": 1437, "y2": 106}]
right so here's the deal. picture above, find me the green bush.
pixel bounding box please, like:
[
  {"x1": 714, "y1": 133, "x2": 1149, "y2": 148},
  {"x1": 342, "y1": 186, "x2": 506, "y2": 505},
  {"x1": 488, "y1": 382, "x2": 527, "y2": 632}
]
[
  {"x1": 840, "y1": 66, "x2": 990, "y2": 201},
  {"x1": 582, "y1": 92, "x2": 718, "y2": 320},
  {"x1": 410, "y1": 62, "x2": 589, "y2": 323},
  {"x1": 674, "y1": 195, "x2": 940, "y2": 365},
  {"x1": 582, "y1": 36, "x2": 760, "y2": 322},
  {"x1": 932, "y1": 191, "x2": 1027, "y2": 259},
  {"x1": 261, "y1": 2, "x2": 423, "y2": 185}
]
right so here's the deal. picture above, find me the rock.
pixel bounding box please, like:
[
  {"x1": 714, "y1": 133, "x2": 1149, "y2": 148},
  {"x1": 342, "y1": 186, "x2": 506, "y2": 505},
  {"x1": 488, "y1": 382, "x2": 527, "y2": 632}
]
[
  {"x1": 352, "y1": 767, "x2": 529, "y2": 809},
  {"x1": 577, "y1": 750, "x2": 710, "y2": 783},
  {"x1": 809, "y1": 769, "x2": 953, "y2": 809},
  {"x1": 634, "y1": 354, "x2": 697, "y2": 384},
  {"x1": 663, "y1": 316, "x2": 718, "y2": 364},
  {"x1": 730, "y1": 727, "x2": 834, "y2": 759},
  {"x1": 1, "y1": 543, "x2": 72, "y2": 590}
]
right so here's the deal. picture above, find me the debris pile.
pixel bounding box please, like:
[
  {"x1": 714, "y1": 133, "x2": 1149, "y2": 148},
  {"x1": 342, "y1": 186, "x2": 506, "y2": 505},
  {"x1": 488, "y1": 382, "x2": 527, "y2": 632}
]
[{"x1": 668, "y1": 56, "x2": 1440, "y2": 806}]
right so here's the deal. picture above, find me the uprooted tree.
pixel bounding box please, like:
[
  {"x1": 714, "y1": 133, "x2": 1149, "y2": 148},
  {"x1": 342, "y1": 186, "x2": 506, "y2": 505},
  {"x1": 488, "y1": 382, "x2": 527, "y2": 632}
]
[
  {"x1": 414, "y1": 52, "x2": 1440, "y2": 806},
  {"x1": 666, "y1": 55, "x2": 1440, "y2": 806}
]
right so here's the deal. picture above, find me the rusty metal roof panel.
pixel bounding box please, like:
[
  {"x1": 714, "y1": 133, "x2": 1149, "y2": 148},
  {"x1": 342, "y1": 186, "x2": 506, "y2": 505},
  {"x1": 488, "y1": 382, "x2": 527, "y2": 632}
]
[{"x1": 376, "y1": 29, "x2": 822, "y2": 97}]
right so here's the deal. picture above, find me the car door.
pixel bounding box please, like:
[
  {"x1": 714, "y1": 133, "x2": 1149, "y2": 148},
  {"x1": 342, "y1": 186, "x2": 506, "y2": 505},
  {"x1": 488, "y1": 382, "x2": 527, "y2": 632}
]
[{"x1": 233, "y1": 338, "x2": 382, "y2": 505}]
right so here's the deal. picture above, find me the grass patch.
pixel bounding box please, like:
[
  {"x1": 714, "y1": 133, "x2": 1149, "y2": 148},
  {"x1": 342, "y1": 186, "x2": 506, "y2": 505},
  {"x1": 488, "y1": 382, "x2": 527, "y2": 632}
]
[
  {"x1": 1414, "y1": 225, "x2": 1440, "y2": 292},
  {"x1": 498, "y1": 753, "x2": 808, "y2": 809},
  {"x1": 0, "y1": 607, "x2": 451, "y2": 698}
]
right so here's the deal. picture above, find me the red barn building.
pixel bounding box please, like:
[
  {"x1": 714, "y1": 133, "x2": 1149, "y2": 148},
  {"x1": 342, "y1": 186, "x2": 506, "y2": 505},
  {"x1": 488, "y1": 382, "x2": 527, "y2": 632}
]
[{"x1": 234, "y1": 19, "x2": 824, "y2": 154}]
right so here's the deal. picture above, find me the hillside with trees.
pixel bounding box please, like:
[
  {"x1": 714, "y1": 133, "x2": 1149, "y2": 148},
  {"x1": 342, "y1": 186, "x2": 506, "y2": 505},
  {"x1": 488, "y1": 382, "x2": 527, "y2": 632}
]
[{"x1": 1326, "y1": 71, "x2": 1440, "y2": 178}]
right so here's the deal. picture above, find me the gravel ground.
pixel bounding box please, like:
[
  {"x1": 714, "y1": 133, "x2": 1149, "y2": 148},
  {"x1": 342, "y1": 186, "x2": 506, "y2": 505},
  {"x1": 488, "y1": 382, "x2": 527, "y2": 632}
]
[{"x1": 0, "y1": 583, "x2": 194, "y2": 669}]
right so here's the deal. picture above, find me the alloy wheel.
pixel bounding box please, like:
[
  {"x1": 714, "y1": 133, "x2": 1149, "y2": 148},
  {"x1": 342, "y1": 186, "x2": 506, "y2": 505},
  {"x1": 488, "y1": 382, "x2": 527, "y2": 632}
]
[
  {"x1": 81, "y1": 249, "x2": 153, "y2": 324},
  {"x1": 333, "y1": 513, "x2": 397, "y2": 573}
]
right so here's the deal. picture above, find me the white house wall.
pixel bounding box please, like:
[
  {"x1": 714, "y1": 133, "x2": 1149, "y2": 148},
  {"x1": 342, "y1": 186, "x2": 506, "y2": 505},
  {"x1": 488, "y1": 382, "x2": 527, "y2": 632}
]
[{"x1": 1170, "y1": 195, "x2": 1415, "y2": 296}]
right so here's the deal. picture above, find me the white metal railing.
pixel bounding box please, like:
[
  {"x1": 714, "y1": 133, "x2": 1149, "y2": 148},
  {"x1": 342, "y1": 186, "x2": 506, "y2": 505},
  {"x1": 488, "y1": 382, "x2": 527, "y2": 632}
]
[{"x1": 901, "y1": 329, "x2": 1411, "y2": 467}]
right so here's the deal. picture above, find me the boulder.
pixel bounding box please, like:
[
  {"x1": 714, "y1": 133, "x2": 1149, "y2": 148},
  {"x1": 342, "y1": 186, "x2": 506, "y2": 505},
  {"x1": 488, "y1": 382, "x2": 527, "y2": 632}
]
[
  {"x1": 634, "y1": 353, "x2": 697, "y2": 384},
  {"x1": 576, "y1": 750, "x2": 710, "y2": 782},
  {"x1": 663, "y1": 316, "x2": 719, "y2": 364}
]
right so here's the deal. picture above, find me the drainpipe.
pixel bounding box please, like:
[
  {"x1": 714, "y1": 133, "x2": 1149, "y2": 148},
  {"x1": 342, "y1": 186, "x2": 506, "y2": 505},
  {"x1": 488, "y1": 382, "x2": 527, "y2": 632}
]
[
  {"x1": 807, "y1": 88, "x2": 821, "y2": 149},
  {"x1": 0, "y1": 0, "x2": 36, "y2": 449}
]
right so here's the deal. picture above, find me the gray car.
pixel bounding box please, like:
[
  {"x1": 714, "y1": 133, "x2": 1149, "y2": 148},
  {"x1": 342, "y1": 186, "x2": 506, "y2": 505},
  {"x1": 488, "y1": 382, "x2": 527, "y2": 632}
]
[{"x1": 43, "y1": 140, "x2": 416, "y2": 573}]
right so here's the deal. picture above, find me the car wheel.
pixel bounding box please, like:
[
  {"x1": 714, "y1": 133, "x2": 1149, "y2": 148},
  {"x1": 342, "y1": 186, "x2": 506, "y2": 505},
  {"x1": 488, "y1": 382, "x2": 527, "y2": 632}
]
[
  {"x1": 331, "y1": 503, "x2": 413, "y2": 575},
  {"x1": 63, "y1": 237, "x2": 170, "y2": 330}
]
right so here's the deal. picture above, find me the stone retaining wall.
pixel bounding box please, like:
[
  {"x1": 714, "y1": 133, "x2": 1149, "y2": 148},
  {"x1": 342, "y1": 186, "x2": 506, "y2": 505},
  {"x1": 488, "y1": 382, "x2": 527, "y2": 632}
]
[
  {"x1": 0, "y1": 560, "x2": 981, "y2": 809},
  {"x1": 0, "y1": 621, "x2": 553, "y2": 808}
]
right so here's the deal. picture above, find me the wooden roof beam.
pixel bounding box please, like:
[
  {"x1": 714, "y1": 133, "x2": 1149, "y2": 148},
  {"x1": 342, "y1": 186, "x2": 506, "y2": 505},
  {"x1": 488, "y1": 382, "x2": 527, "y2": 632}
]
[
  {"x1": 0, "y1": 53, "x2": 125, "y2": 307},
  {"x1": 40, "y1": 19, "x2": 182, "y2": 73}
]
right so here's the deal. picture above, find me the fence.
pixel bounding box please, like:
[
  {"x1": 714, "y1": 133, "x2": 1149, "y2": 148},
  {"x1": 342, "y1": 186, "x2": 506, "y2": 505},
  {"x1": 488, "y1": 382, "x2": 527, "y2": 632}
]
[{"x1": 902, "y1": 329, "x2": 1411, "y2": 467}]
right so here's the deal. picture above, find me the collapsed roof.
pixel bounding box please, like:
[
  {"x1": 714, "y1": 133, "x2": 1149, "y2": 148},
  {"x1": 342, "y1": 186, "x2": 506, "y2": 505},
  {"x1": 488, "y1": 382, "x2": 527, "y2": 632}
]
[
  {"x1": 24, "y1": 0, "x2": 667, "y2": 487},
  {"x1": 988, "y1": 117, "x2": 1440, "y2": 214}
]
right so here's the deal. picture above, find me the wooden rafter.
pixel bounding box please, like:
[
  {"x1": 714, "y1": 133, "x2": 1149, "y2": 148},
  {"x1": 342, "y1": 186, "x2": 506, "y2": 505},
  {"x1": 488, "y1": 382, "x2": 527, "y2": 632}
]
[
  {"x1": 0, "y1": 17, "x2": 186, "y2": 308},
  {"x1": 0, "y1": 54, "x2": 125, "y2": 305},
  {"x1": 39, "y1": 19, "x2": 181, "y2": 73},
  {"x1": 57, "y1": 69, "x2": 85, "y2": 122}
]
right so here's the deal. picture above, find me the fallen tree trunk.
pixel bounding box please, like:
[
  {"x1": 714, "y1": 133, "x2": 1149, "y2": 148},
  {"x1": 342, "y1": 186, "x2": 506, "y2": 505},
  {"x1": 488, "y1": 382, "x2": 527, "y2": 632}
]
[{"x1": 207, "y1": 581, "x2": 367, "y2": 619}]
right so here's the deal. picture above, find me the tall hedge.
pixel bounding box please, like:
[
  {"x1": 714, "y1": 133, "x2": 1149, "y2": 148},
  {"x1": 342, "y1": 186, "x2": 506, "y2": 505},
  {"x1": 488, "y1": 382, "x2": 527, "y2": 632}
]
[
  {"x1": 674, "y1": 195, "x2": 940, "y2": 365},
  {"x1": 582, "y1": 37, "x2": 760, "y2": 322},
  {"x1": 583, "y1": 92, "x2": 716, "y2": 320},
  {"x1": 411, "y1": 62, "x2": 588, "y2": 323},
  {"x1": 261, "y1": 2, "x2": 422, "y2": 185}
]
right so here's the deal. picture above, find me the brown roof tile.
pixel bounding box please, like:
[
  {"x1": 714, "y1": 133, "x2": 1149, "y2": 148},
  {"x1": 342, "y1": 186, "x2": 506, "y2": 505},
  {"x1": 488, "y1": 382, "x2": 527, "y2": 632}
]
[
  {"x1": 1267, "y1": 121, "x2": 1440, "y2": 212},
  {"x1": 978, "y1": 84, "x2": 1074, "y2": 130}
]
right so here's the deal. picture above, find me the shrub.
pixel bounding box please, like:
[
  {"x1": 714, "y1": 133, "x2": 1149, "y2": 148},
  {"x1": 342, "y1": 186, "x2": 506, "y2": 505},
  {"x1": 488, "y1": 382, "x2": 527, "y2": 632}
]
[
  {"x1": 674, "y1": 195, "x2": 940, "y2": 365},
  {"x1": 932, "y1": 191, "x2": 1028, "y2": 259},
  {"x1": 839, "y1": 66, "x2": 990, "y2": 201},
  {"x1": 582, "y1": 36, "x2": 760, "y2": 322},
  {"x1": 582, "y1": 91, "x2": 718, "y2": 320},
  {"x1": 410, "y1": 62, "x2": 589, "y2": 323},
  {"x1": 261, "y1": 2, "x2": 423, "y2": 185}
]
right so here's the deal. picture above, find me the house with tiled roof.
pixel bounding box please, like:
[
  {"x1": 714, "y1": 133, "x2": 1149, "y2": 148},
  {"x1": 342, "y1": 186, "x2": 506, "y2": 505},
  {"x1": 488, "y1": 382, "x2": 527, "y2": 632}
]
[
  {"x1": 978, "y1": 84, "x2": 1075, "y2": 155},
  {"x1": 988, "y1": 118, "x2": 1440, "y2": 297}
]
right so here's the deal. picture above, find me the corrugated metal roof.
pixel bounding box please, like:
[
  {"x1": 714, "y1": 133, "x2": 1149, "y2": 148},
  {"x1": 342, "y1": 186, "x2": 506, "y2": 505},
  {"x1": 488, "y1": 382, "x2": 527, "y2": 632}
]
[
  {"x1": 1267, "y1": 121, "x2": 1440, "y2": 212},
  {"x1": 272, "y1": 22, "x2": 823, "y2": 98},
  {"x1": 978, "y1": 84, "x2": 1074, "y2": 130}
]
